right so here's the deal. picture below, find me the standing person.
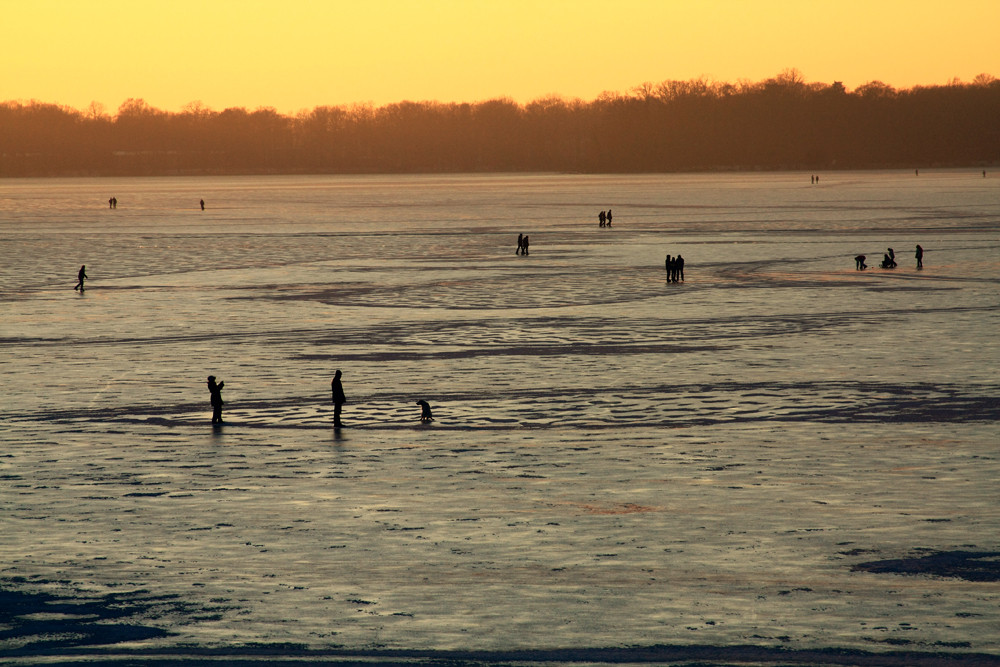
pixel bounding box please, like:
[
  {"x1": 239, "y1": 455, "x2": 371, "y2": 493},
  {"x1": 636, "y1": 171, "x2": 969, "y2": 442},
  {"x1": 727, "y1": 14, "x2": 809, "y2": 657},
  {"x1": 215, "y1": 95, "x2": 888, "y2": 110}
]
[
  {"x1": 200, "y1": 199, "x2": 205, "y2": 210},
  {"x1": 599, "y1": 211, "x2": 606, "y2": 227},
  {"x1": 665, "y1": 255, "x2": 672, "y2": 278},
  {"x1": 915, "y1": 244, "x2": 923, "y2": 269},
  {"x1": 522, "y1": 235, "x2": 529, "y2": 255},
  {"x1": 606, "y1": 209, "x2": 612, "y2": 227},
  {"x1": 207, "y1": 376, "x2": 225, "y2": 424},
  {"x1": 516, "y1": 233, "x2": 523, "y2": 255},
  {"x1": 331, "y1": 370, "x2": 346, "y2": 427},
  {"x1": 109, "y1": 197, "x2": 114, "y2": 209},
  {"x1": 675, "y1": 254, "x2": 684, "y2": 281},
  {"x1": 888, "y1": 248, "x2": 896, "y2": 268},
  {"x1": 74, "y1": 265, "x2": 88, "y2": 291}
]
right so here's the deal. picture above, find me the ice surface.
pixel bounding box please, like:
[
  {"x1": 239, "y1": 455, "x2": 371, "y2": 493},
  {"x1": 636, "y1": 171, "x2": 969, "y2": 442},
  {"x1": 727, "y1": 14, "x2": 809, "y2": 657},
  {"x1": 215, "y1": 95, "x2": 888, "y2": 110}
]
[{"x1": 1, "y1": 171, "x2": 998, "y2": 663}]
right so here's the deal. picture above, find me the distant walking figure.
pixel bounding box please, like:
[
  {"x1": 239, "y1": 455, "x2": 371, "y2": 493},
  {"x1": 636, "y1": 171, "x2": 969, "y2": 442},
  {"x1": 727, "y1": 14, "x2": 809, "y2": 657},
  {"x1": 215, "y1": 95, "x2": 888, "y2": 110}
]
[
  {"x1": 207, "y1": 375, "x2": 225, "y2": 424},
  {"x1": 109, "y1": 197, "x2": 114, "y2": 209},
  {"x1": 74, "y1": 265, "x2": 88, "y2": 291},
  {"x1": 887, "y1": 247, "x2": 896, "y2": 268},
  {"x1": 516, "y1": 233, "x2": 523, "y2": 255},
  {"x1": 200, "y1": 199, "x2": 205, "y2": 210},
  {"x1": 599, "y1": 211, "x2": 606, "y2": 227},
  {"x1": 665, "y1": 254, "x2": 671, "y2": 276},
  {"x1": 331, "y1": 370, "x2": 346, "y2": 427},
  {"x1": 854, "y1": 254, "x2": 867, "y2": 270},
  {"x1": 522, "y1": 235, "x2": 529, "y2": 255},
  {"x1": 606, "y1": 209, "x2": 612, "y2": 227},
  {"x1": 675, "y1": 254, "x2": 684, "y2": 281},
  {"x1": 416, "y1": 400, "x2": 434, "y2": 422},
  {"x1": 915, "y1": 244, "x2": 923, "y2": 269}
]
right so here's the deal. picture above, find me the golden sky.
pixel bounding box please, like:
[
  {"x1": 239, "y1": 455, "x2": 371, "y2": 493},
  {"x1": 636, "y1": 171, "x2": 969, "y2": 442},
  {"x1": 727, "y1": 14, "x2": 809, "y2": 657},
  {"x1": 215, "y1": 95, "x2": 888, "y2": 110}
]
[{"x1": 3, "y1": 0, "x2": 998, "y2": 114}]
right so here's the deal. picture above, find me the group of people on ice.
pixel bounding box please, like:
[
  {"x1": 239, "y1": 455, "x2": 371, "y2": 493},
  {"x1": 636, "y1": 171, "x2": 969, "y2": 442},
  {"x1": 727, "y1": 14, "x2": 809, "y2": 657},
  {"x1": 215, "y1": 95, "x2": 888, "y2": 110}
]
[
  {"x1": 665, "y1": 254, "x2": 684, "y2": 282},
  {"x1": 855, "y1": 245, "x2": 923, "y2": 270},
  {"x1": 206, "y1": 369, "x2": 432, "y2": 427}
]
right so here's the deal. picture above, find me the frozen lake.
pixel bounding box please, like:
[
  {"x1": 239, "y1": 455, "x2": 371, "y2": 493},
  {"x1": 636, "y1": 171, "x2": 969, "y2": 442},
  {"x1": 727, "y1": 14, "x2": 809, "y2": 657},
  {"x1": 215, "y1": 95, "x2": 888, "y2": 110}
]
[{"x1": 2, "y1": 171, "x2": 999, "y2": 665}]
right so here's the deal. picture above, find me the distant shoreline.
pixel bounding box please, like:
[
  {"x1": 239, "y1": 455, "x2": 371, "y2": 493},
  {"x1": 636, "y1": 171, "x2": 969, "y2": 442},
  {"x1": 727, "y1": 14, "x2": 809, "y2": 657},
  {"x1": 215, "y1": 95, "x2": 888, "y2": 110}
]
[
  {"x1": 4, "y1": 75, "x2": 998, "y2": 178},
  {"x1": 0, "y1": 164, "x2": 996, "y2": 180}
]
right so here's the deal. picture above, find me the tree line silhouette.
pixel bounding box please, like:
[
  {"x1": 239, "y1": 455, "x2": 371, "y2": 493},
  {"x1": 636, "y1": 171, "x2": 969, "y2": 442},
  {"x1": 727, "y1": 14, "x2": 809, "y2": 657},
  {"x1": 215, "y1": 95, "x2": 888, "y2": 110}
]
[{"x1": 2, "y1": 70, "x2": 998, "y2": 177}]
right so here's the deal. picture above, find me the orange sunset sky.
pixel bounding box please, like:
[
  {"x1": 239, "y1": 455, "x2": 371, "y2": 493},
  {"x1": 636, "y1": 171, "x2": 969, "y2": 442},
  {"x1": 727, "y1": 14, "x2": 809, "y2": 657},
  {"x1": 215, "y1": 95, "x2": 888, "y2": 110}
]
[{"x1": 3, "y1": 0, "x2": 998, "y2": 114}]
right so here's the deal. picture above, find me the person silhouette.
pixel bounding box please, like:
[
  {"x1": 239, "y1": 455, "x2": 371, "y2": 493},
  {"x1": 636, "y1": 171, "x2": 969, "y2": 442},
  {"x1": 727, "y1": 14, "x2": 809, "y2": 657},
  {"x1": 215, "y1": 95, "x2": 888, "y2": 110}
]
[
  {"x1": 416, "y1": 400, "x2": 434, "y2": 422},
  {"x1": 915, "y1": 244, "x2": 923, "y2": 269},
  {"x1": 606, "y1": 209, "x2": 612, "y2": 227},
  {"x1": 74, "y1": 265, "x2": 88, "y2": 291},
  {"x1": 200, "y1": 199, "x2": 205, "y2": 211},
  {"x1": 887, "y1": 248, "x2": 896, "y2": 268},
  {"x1": 854, "y1": 254, "x2": 867, "y2": 270},
  {"x1": 675, "y1": 254, "x2": 684, "y2": 281},
  {"x1": 516, "y1": 233, "x2": 523, "y2": 255},
  {"x1": 109, "y1": 197, "x2": 114, "y2": 209},
  {"x1": 331, "y1": 370, "x2": 346, "y2": 427},
  {"x1": 207, "y1": 375, "x2": 225, "y2": 424},
  {"x1": 599, "y1": 211, "x2": 606, "y2": 227},
  {"x1": 522, "y1": 235, "x2": 529, "y2": 255},
  {"x1": 665, "y1": 254, "x2": 672, "y2": 277}
]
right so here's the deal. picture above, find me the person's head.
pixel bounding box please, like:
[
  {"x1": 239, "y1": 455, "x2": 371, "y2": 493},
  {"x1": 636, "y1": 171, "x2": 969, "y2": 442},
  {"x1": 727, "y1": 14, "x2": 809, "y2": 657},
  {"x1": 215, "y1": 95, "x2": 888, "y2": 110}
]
[
  {"x1": 334, "y1": 370, "x2": 342, "y2": 379},
  {"x1": 208, "y1": 375, "x2": 215, "y2": 383}
]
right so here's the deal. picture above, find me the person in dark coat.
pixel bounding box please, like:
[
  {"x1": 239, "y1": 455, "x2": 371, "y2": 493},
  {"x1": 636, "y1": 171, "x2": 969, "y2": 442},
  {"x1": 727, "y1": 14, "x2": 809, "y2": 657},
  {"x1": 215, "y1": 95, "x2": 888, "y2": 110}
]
[
  {"x1": 74, "y1": 265, "x2": 88, "y2": 291},
  {"x1": 207, "y1": 375, "x2": 225, "y2": 424},
  {"x1": 915, "y1": 244, "x2": 923, "y2": 269},
  {"x1": 331, "y1": 370, "x2": 346, "y2": 427},
  {"x1": 675, "y1": 254, "x2": 684, "y2": 281}
]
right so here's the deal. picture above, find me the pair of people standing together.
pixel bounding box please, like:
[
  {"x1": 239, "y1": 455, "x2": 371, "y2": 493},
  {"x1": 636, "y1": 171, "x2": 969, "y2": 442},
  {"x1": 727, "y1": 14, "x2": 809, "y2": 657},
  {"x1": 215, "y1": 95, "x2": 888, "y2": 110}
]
[
  {"x1": 206, "y1": 370, "x2": 346, "y2": 427},
  {"x1": 516, "y1": 234, "x2": 530, "y2": 255}
]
